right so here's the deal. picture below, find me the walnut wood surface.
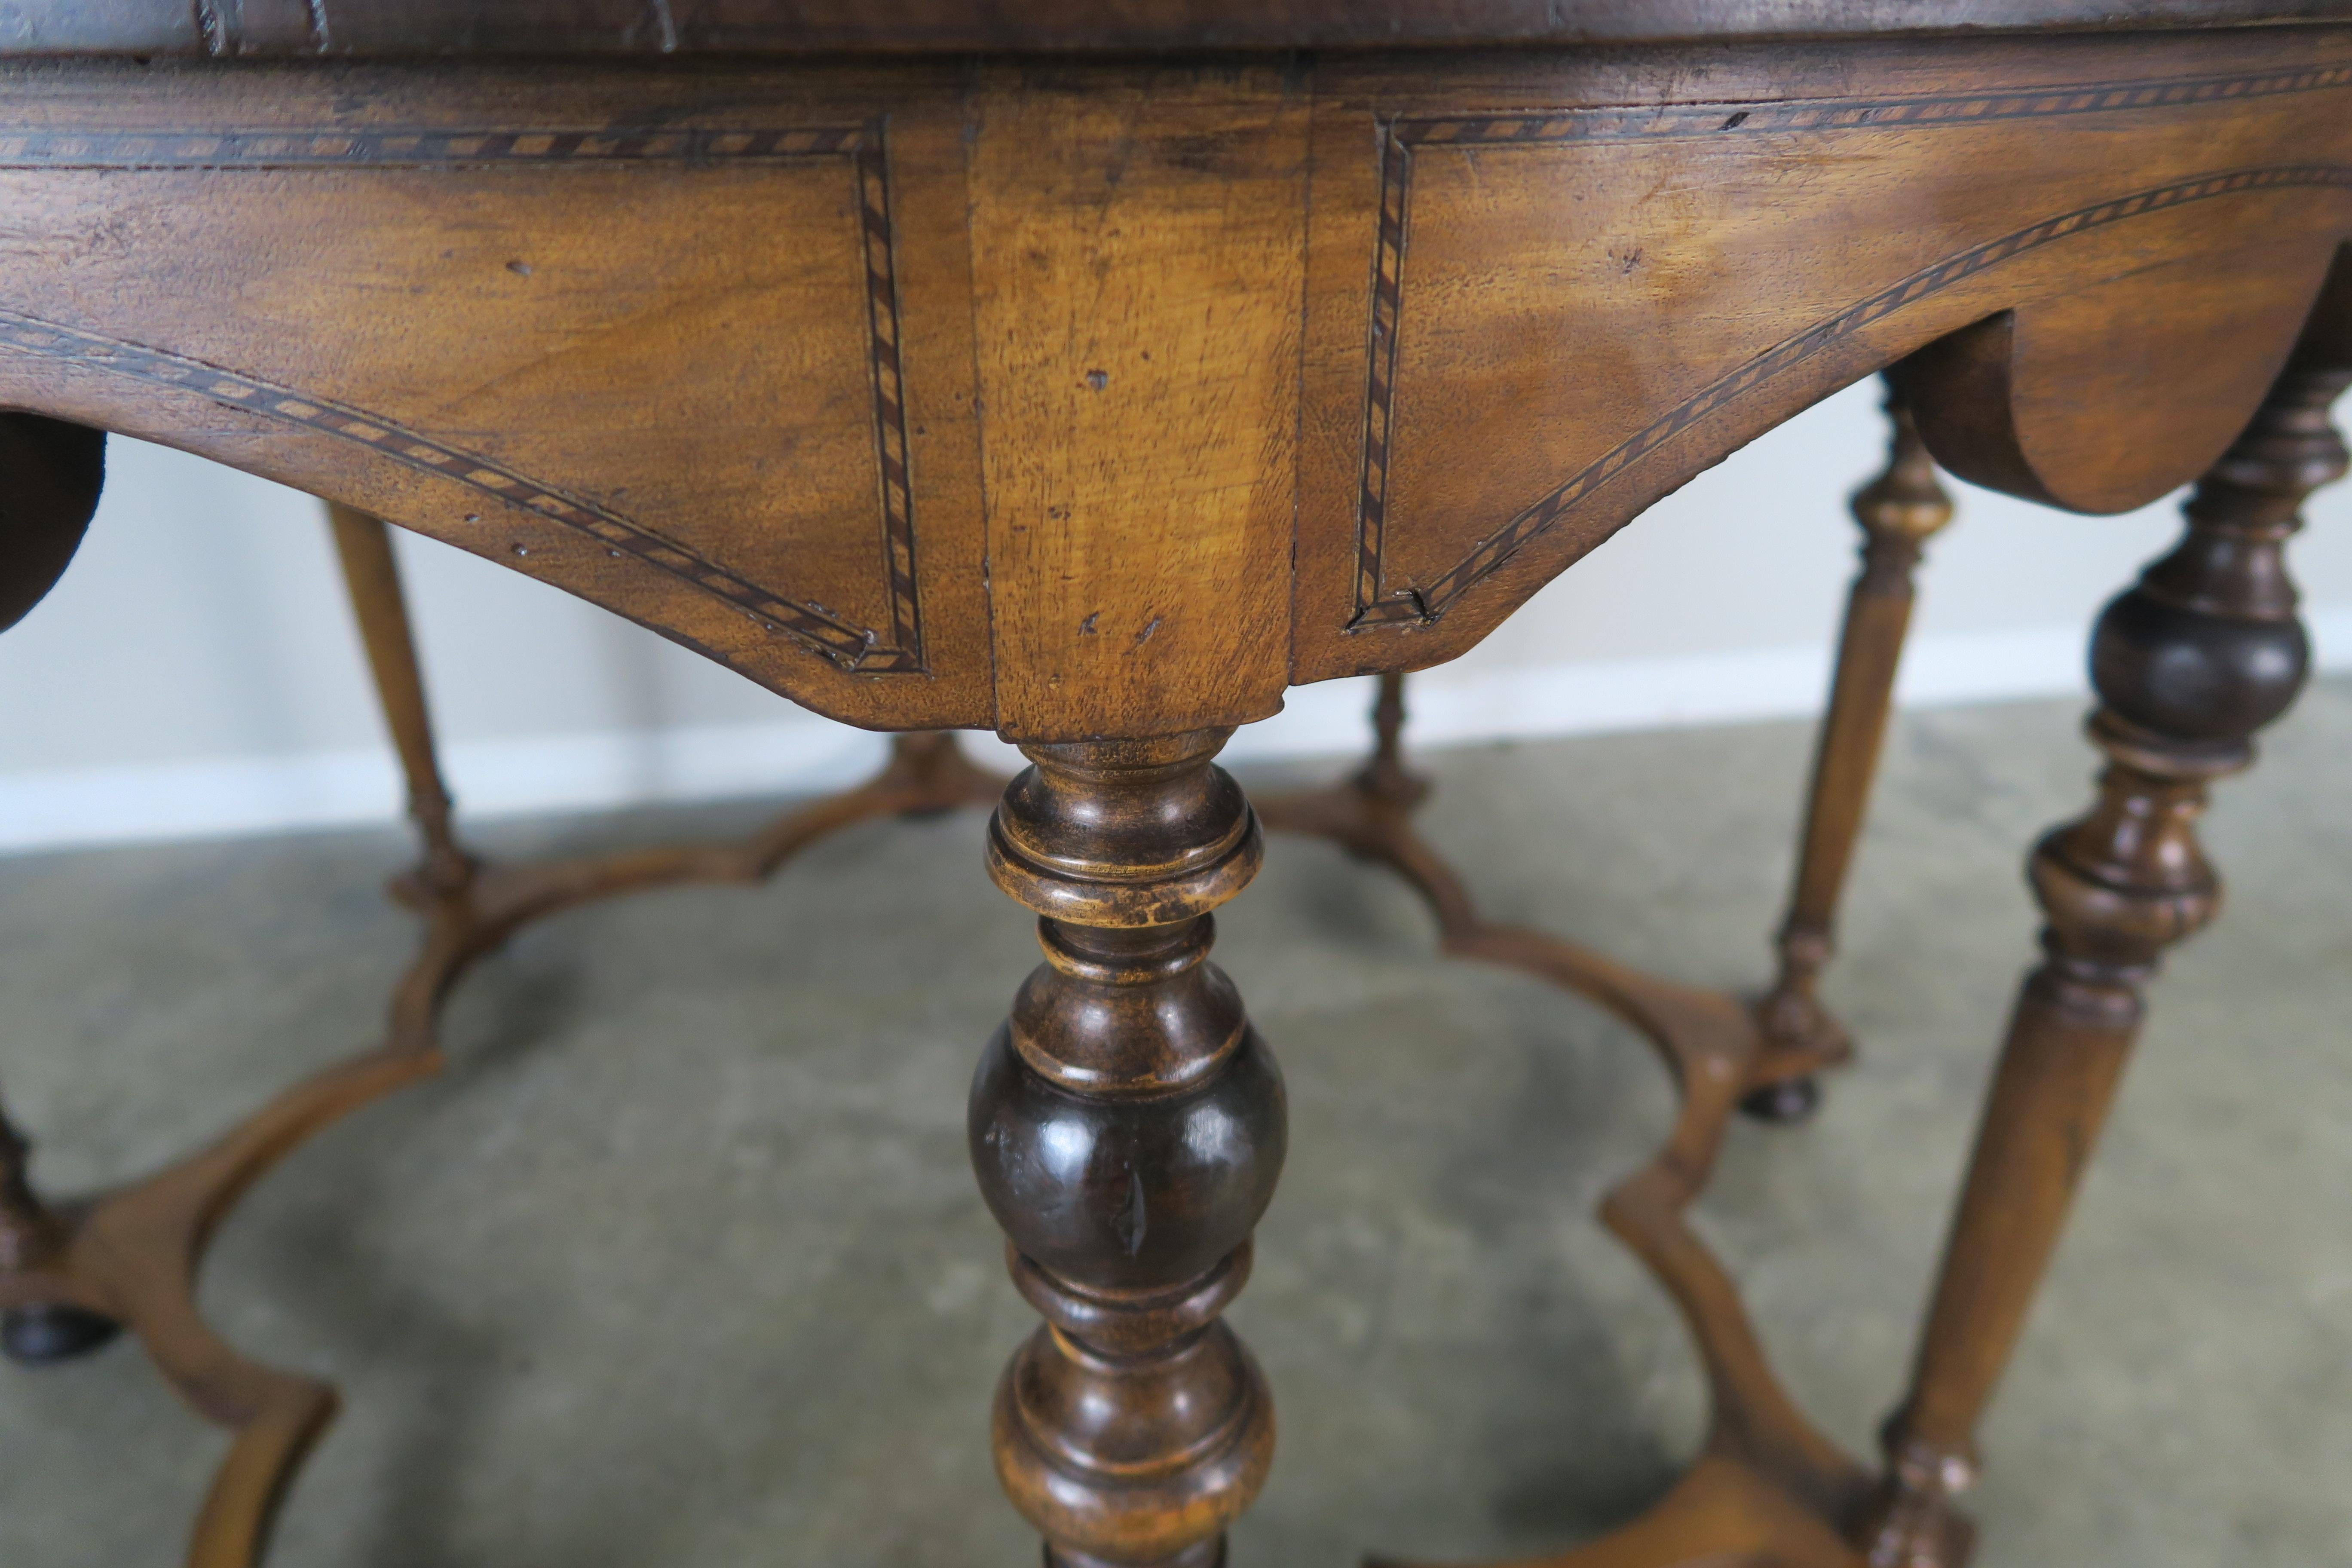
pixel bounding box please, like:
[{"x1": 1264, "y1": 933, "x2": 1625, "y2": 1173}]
[
  {"x1": 1854, "y1": 312, "x2": 2352, "y2": 1568},
  {"x1": 1, "y1": 18, "x2": 2347, "y2": 1568},
  {"x1": 0, "y1": 33, "x2": 2344, "y2": 737},
  {"x1": 974, "y1": 730, "x2": 1281, "y2": 1566},
  {"x1": 325, "y1": 505, "x2": 472, "y2": 893},
  {"x1": 15, "y1": 0, "x2": 2352, "y2": 57},
  {"x1": 0, "y1": 510, "x2": 1004, "y2": 1568},
  {"x1": 1752, "y1": 390, "x2": 1957, "y2": 1093}
]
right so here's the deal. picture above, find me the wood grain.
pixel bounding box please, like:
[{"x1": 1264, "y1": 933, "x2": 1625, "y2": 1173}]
[
  {"x1": 965, "y1": 65, "x2": 1309, "y2": 740},
  {"x1": 0, "y1": 61, "x2": 993, "y2": 730},
  {"x1": 0, "y1": 40, "x2": 2343, "y2": 731},
  {"x1": 975, "y1": 730, "x2": 1280, "y2": 1565},
  {"x1": 12, "y1": 0, "x2": 2352, "y2": 56},
  {"x1": 1896, "y1": 229, "x2": 2346, "y2": 512}
]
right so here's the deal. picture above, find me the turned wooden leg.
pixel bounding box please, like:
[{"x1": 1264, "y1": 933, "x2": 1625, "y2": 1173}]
[
  {"x1": 325, "y1": 502, "x2": 475, "y2": 899},
  {"x1": 970, "y1": 728, "x2": 1282, "y2": 1568},
  {"x1": 1746, "y1": 387, "x2": 1955, "y2": 1123},
  {"x1": 1355, "y1": 671, "x2": 1429, "y2": 811},
  {"x1": 1853, "y1": 356, "x2": 2349, "y2": 1566},
  {"x1": 0, "y1": 1089, "x2": 119, "y2": 1363},
  {"x1": 0, "y1": 415, "x2": 120, "y2": 1363}
]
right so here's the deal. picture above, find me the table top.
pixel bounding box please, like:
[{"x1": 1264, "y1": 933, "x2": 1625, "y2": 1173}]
[{"x1": 16, "y1": 0, "x2": 2352, "y2": 57}]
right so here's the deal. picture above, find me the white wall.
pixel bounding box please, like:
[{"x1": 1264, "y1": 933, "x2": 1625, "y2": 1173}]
[{"x1": 4, "y1": 376, "x2": 2350, "y2": 851}]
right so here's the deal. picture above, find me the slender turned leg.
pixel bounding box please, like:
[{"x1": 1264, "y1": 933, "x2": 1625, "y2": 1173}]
[
  {"x1": 328, "y1": 501, "x2": 1000, "y2": 915},
  {"x1": 0, "y1": 1092, "x2": 119, "y2": 1363},
  {"x1": 1745, "y1": 388, "x2": 1955, "y2": 1123},
  {"x1": 970, "y1": 729, "x2": 1283, "y2": 1568},
  {"x1": 1356, "y1": 671, "x2": 1428, "y2": 811},
  {"x1": 325, "y1": 503, "x2": 476, "y2": 899},
  {"x1": 1854, "y1": 358, "x2": 2349, "y2": 1567}
]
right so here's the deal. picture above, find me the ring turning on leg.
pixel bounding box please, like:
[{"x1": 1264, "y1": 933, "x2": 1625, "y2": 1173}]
[
  {"x1": 1854, "y1": 352, "x2": 2350, "y2": 1567},
  {"x1": 970, "y1": 729, "x2": 1284, "y2": 1568}
]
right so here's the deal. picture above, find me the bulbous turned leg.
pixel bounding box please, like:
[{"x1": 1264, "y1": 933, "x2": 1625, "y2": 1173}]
[
  {"x1": 0, "y1": 1093, "x2": 119, "y2": 1364},
  {"x1": 0, "y1": 1305, "x2": 120, "y2": 1364},
  {"x1": 332, "y1": 500, "x2": 1001, "y2": 897},
  {"x1": 1853, "y1": 354, "x2": 2349, "y2": 1566},
  {"x1": 1746, "y1": 386, "x2": 1954, "y2": 1123},
  {"x1": 970, "y1": 729, "x2": 1283, "y2": 1568}
]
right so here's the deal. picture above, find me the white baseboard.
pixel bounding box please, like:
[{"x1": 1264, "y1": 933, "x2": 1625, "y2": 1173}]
[{"x1": 3, "y1": 608, "x2": 2346, "y2": 857}]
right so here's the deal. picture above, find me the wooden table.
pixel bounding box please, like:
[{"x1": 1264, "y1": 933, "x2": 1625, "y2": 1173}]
[{"x1": 0, "y1": 6, "x2": 2347, "y2": 1565}]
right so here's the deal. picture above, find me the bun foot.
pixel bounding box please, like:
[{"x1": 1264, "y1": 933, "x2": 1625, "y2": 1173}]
[
  {"x1": 1738, "y1": 1075, "x2": 1822, "y2": 1124},
  {"x1": 2, "y1": 1302, "x2": 123, "y2": 1365}
]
